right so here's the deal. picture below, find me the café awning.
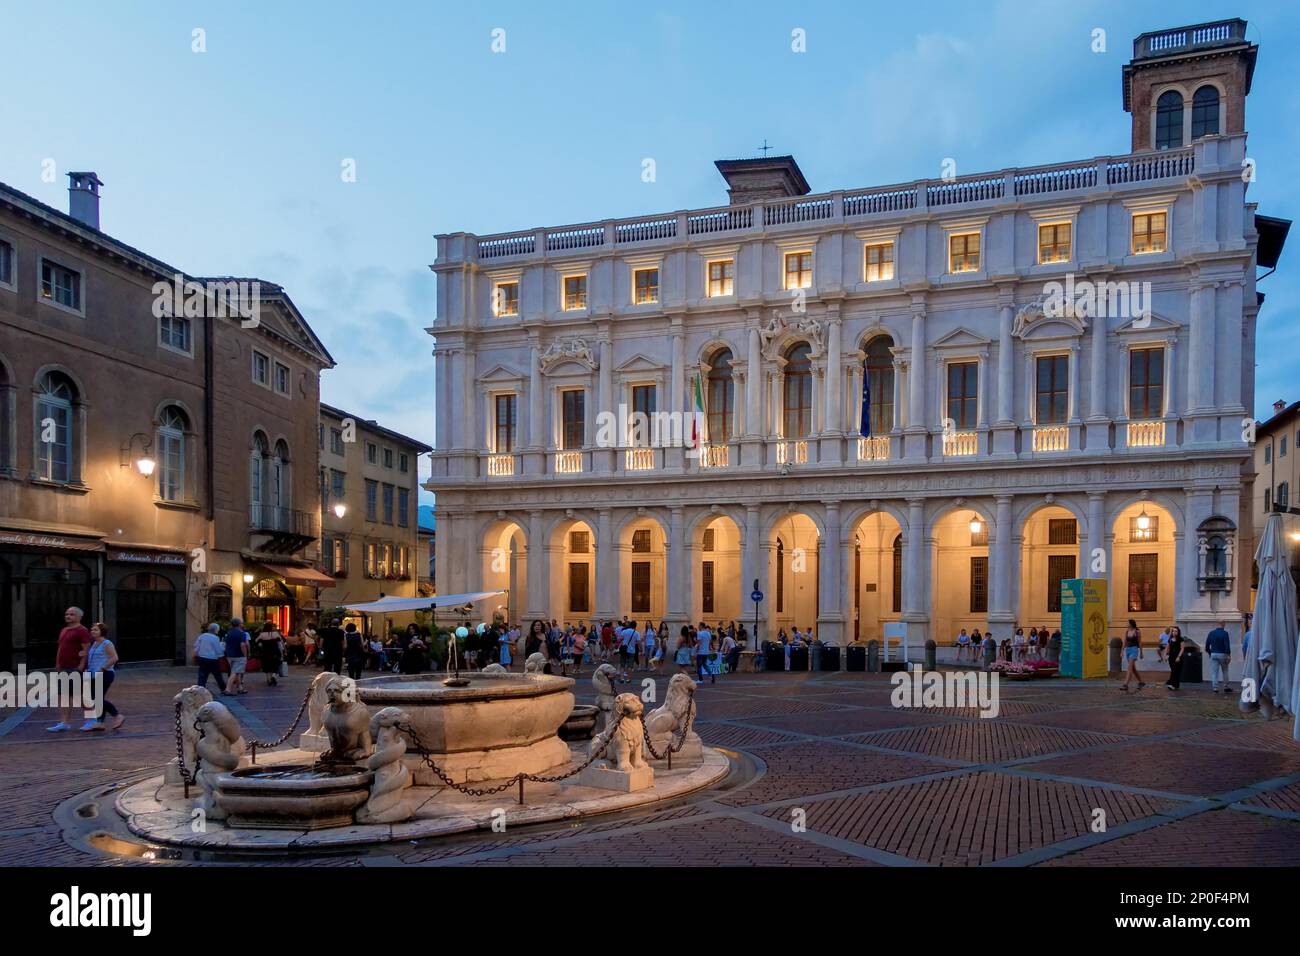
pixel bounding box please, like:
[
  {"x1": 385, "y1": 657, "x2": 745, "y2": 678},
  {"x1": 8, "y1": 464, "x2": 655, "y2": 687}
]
[
  {"x1": 258, "y1": 563, "x2": 336, "y2": 587},
  {"x1": 340, "y1": 591, "x2": 504, "y2": 614}
]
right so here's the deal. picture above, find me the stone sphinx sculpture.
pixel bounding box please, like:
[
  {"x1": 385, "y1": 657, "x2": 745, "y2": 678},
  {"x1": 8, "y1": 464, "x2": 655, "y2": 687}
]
[
  {"x1": 194, "y1": 701, "x2": 244, "y2": 821},
  {"x1": 321, "y1": 675, "x2": 372, "y2": 763},
  {"x1": 644, "y1": 673, "x2": 703, "y2": 762},
  {"x1": 165, "y1": 684, "x2": 213, "y2": 786},
  {"x1": 524, "y1": 652, "x2": 548, "y2": 674},
  {"x1": 590, "y1": 663, "x2": 619, "y2": 736},
  {"x1": 299, "y1": 671, "x2": 334, "y2": 753},
  {"x1": 357, "y1": 707, "x2": 413, "y2": 824}
]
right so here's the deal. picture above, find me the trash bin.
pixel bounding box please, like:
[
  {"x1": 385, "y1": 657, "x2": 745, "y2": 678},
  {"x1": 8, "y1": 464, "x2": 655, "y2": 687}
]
[
  {"x1": 790, "y1": 645, "x2": 809, "y2": 671},
  {"x1": 1181, "y1": 641, "x2": 1204, "y2": 683},
  {"x1": 846, "y1": 643, "x2": 866, "y2": 672},
  {"x1": 821, "y1": 644, "x2": 841, "y2": 671},
  {"x1": 809, "y1": 640, "x2": 823, "y2": 671},
  {"x1": 765, "y1": 641, "x2": 786, "y2": 672}
]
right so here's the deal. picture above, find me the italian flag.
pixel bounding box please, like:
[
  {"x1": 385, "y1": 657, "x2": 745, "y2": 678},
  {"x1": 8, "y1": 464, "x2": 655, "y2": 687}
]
[{"x1": 690, "y1": 374, "x2": 707, "y2": 449}]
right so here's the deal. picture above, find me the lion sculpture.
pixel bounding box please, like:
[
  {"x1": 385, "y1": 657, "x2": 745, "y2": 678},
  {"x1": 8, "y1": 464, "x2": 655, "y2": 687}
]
[
  {"x1": 524, "y1": 652, "x2": 547, "y2": 675},
  {"x1": 590, "y1": 693, "x2": 648, "y2": 773},
  {"x1": 194, "y1": 701, "x2": 244, "y2": 821},
  {"x1": 300, "y1": 671, "x2": 335, "y2": 752},
  {"x1": 322, "y1": 675, "x2": 372, "y2": 763},
  {"x1": 165, "y1": 684, "x2": 214, "y2": 786},
  {"x1": 590, "y1": 663, "x2": 619, "y2": 736}
]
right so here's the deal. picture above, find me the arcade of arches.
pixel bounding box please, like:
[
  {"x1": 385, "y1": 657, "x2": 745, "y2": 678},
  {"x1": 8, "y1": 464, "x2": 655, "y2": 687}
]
[{"x1": 446, "y1": 492, "x2": 1242, "y2": 647}]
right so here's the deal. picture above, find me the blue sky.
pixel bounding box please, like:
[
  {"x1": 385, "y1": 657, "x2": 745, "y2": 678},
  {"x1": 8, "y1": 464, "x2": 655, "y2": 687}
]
[{"x1": 2, "y1": 1, "x2": 1296, "y2": 505}]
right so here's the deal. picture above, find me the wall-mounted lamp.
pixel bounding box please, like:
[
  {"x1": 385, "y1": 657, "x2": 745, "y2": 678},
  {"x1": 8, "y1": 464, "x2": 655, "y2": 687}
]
[
  {"x1": 242, "y1": 573, "x2": 255, "y2": 584},
  {"x1": 120, "y1": 432, "x2": 155, "y2": 477},
  {"x1": 969, "y1": 515, "x2": 984, "y2": 535},
  {"x1": 1136, "y1": 507, "x2": 1151, "y2": 532},
  {"x1": 333, "y1": 502, "x2": 348, "y2": 519}
]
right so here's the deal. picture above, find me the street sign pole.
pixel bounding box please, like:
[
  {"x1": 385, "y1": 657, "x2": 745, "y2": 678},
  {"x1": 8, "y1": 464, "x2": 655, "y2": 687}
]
[{"x1": 750, "y1": 577, "x2": 764, "y2": 655}]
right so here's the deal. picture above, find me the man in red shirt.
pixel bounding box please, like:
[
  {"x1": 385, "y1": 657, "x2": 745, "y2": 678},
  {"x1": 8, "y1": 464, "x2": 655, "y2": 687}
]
[{"x1": 47, "y1": 606, "x2": 92, "y2": 732}]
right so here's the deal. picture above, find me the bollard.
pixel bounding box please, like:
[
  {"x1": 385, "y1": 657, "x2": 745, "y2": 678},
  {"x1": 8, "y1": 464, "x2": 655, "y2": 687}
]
[
  {"x1": 867, "y1": 639, "x2": 880, "y2": 673},
  {"x1": 924, "y1": 639, "x2": 937, "y2": 671},
  {"x1": 1108, "y1": 637, "x2": 1123, "y2": 676}
]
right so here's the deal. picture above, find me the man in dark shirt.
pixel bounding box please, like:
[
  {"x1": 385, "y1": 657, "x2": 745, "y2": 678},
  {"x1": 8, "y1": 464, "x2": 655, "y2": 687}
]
[
  {"x1": 1205, "y1": 620, "x2": 1233, "y2": 694},
  {"x1": 223, "y1": 618, "x2": 250, "y2": 695},
  {"x1": 318, "y1": 622, "x2": 345, "y2": 674}
]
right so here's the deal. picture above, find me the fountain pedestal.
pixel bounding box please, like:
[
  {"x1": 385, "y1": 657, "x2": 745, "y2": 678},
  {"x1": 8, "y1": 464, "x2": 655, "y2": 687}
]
[
  {"x1": 574, "y1": 764, "x2": 654, "y2": 793},
  {"x1": 213, "y1": 764, "x2": 372, "y2": 830}
]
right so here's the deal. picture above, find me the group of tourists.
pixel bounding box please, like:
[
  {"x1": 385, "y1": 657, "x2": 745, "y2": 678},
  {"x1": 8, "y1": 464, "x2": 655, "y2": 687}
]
[
  {"x1": 45, "y1": 606, "x2": 126, "y2": 733},
  {"x1": 955, "y1": 626, "x2": 1063, "y2": 663},
  {"x1": 192, "y1": 618, "x2": 296, "y2": 695}
]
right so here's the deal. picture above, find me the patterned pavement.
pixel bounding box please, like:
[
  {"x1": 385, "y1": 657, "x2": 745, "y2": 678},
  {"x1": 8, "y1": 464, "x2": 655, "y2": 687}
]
[{"x1": 3, "y1": 662, "x2": 1299, "y2": 866}]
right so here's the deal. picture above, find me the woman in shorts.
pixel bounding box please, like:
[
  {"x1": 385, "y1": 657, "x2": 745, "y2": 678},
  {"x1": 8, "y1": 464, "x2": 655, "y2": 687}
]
[{"x1": 1120, "y1": 619, "x2": 1145, "y2": 692}]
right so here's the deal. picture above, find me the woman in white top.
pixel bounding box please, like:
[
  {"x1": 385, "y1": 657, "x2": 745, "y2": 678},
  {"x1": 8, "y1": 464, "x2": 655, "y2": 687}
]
[
  {"x1": 642, "y1": 623, "x2": 657, "y2": 672},
  {"x1": 1012, "y1": 628, "x2": 1026, "y2": 661}
]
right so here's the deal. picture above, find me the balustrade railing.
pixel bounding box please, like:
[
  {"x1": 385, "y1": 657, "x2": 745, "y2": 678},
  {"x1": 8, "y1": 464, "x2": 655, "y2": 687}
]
[
  {"x1": 943, "y1": 431, "x2": 978, "y2": 457},
  {"x1": 1032, "y1": 425, "x2": 1070, "y2": 452},
  {"x1": 776, "y1": 440, "x2": 809, "y2": 465},
  {"x1": 554, "y1": 451, "x2": 583, "y2": 474},
  {"x1": 857, "y1": 436, "x2": 891, "y2": 462},
  {"x1": 1126, "y1": 420, "x2": 1165, "y2": 448},
  {"x1": 698, "y1": 443, "x2": 730, "y2": 468},
  {"x1": 625, "y1": 447, "x2": 655, "y2": 471},
  {"x1": 486, "y1": 454, "x2": 516, "y2": 476}
]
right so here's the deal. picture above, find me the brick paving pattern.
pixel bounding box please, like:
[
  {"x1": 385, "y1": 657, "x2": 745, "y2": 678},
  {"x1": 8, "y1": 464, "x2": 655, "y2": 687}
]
[{"x1": 4, "y1": 664, "x2": 1299, "y2": 866}]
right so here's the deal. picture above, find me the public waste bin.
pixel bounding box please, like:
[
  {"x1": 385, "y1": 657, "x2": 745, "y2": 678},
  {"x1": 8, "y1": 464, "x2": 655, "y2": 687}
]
[
  {"x1": 765, "y1": 641, "x2": 786, "y2": 671},
  {"x1": 821, "y1": 645, "x2": 841, "y2": 671},
  {"x1": 809, "y1": 640, "x2": 823, "y2": 671},
  {"x1": 1181, "y1": 641, "x2": 1204, "y2": 683},
  {"x1": 790, "y1": 645, "x2": 809, "y2": 671},
  {"x1": 846, "y1": 643, "x2": 867, "y2": 672}
]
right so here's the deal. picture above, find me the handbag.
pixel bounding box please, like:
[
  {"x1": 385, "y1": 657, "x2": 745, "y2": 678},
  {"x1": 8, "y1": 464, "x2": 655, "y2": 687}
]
[{"x1": 279, "y1": 660, "x2": 289, "y2": 677}]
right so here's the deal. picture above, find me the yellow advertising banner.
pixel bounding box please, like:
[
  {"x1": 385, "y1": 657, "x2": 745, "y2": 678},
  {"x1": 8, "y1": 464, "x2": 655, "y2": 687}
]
[{"x1": 1061, "y1": 578, "x2": 1109, "y2": 679}]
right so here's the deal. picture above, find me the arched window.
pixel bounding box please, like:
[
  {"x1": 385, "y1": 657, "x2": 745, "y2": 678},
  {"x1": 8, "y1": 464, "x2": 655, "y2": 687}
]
[
  {"x1": 250, "y1": 432, "x2": 269, "y2": 525},
  {"x1": 1191, "y1": 85, "x2": 1220, "y2": 139},
  {"x1": 706, "y1": 348, "x2": 734, "y2": 443},
  {"x1": 864, "y1": 337, "x2": 895, "y2": 435},
  {"x1": 273, "y1": 440, "x2": 292, "y2": 521},
  {"x1": 892, "y1": 533, "x2": 903, "y2": 613},
  {"x1": 157, "y1": 405, "x2": 188, "y2": 502},
  {"x1": 35, "y1": 371, "x2": 77, "y2": 483},
  {"x1": 783, "y1": 343, "x2": 812, "y2": 439},
  {"x1": 1155, "y1": 90, "x2": 1184, "y2": 150}
]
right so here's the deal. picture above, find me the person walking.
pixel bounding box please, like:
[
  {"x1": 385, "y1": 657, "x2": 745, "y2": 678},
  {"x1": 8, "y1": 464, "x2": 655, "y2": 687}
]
[
  {"x1": 256, "y1": 622, "x2": 284, "y2": 686},
  {"x1": 696, "y1": 621, "x2": 714, "y2": 685},
  {"x1": 1205, "y1": 619, "x2": 1233, "y2": 694},
  {"x1": 224, "y1": 618, "x2": 250, "y2": 695},
  {"x1": 344, "y1": 623, "x2": 366, "y2": 680},
  {"x1": 1165, "y1": 625, "x2": 1185, "y2": 690},
  {"x1": 81, "y1": 622, "x2": 125, "y2": 731},
  {"x1": 47, "y1": 606, "x2": 92, "y2": 732},
  {"x1": 318, "y1": 619, "x2": 344, "y2": 675},
  {"x1": 193, "y1": 623, "x2": 227, "y2": 693},
  {"x1": 1120, "y1": 619, "x2": 1146, "y2": 692}
]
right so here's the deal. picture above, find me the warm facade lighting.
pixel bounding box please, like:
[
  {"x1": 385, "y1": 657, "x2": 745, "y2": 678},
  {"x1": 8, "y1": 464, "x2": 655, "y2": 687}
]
[
  {"x1": 969, "y1": 516, "x2": 983, "y2": 535},
  {"x1": 1136, "y1": 508, "x2": 1151, "y2": 531},
  {"x1": 136, "y1": 456, "x2": 156, "y2": 476},
  {"x1": 242, "y1": 573, "x2": 255, "y2": 584},
  {"x1": 333, "y1": 502, "x2": 348, "y2": 518}
]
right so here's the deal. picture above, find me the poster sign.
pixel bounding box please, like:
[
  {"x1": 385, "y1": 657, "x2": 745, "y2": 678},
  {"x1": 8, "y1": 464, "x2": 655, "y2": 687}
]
[{"x1": 1060, "y1": 578, "x2": 1109, "y2": 679}]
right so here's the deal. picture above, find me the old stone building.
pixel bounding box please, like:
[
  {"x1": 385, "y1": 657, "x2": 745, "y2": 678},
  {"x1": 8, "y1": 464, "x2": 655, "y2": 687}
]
[{"x1": 428, "y1": 20, "x2": 1288, "y2": 650}]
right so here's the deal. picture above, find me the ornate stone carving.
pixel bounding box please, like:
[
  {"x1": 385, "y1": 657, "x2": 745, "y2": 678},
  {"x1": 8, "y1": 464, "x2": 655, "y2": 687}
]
[
  {"x1": 194, "y1": 701, "x2": 244, "y2": 821},
  {"x1": 590, "y1": 693, "x2": 649, "y2": 772},
  {"x1": 357, "y1": 707, "x2": 413, "y2": 824},
  {"x1": 644, "y1": 673, "x2": 699, "y2": 759},
  {"x1": 760, "y1": 312, "x2": 824, "y2": 358},
  {"x1": 165, "y1": 685, "x2": 213, "y2": 787},
  {"x1": 590, "y1": 663, "x2": 619, "y2": 735},
  {"x1": 539, "y1": 338, "x2": 597, "y2": 372},
  {"x1": 300, "y1": 671, "x2": 334, "y2": 753},
  {"x1": 322, "y1": 676, "x2": 372, "y2": 762},
  {"x1": 524, "y1": 652, "x2": 548, "y2": 674},
  {"x1": 481, "y1": 662, "x2": 508, "y2": 674}
]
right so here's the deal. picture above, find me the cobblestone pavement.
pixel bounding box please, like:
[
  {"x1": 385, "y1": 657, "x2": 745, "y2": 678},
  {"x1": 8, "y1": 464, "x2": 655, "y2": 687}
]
[{"x1": 3, "y1": 663, "x2": 1298, "y2": 867}]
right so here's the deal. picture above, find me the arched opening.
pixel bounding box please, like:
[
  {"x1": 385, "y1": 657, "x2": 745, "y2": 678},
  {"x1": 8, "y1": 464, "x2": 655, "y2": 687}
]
[
  {"x1": 156, "y1": 405, "x2": 189, "y2": 502},
  {"x1": 695, "y1": 515, "x2": 741, "y2": 625},
  {"x1": 931, "y1": 509, "x2": 991, "y2": 643},
  {"x1": 250, "y1": 431, "x2": 269, "y2": 526},
  {"x1": 113, "y1": 572, "x2": 177, "y2": 661},
  {"x1": 769, "y1": 511, "x2": 819, "y2": 636},
  {"x1": 848, "y1": 510, "x2": 903, "y2": 642},
  {"x1": 482, "y1": 519, "x2": 527, "y2": 625},
  {"x1": 782, "y1": 343, "x2": 813, "y2": 440},
  {"x1": 243, "y1": 577, "x2": 295, "y2": 635},
  {"x1": 1191, "y1": 85, "x2": 1220, "y2": 139},
  {"x1": 619, "y1": 517, "x2": 667, "y2": 624},
  {"x1": 1155, "y1": 89, "x2": 1184, "y2": 150},
  {"x1": 35, "y1": 371, "x2": 78, "y2": 483},
  {"x1": 207, "y1": 584, "x2": 233, "y2": 627},
  {"x1": 272, "y1": 439, "x2": 292, "y2": 523},
  {"x1": 705, "y1": 348, "x2": 734, "y2": 445},
  {"x1": 548, "y1": 518, "x2": 596, "y2": 627},
  {"x1": 1018, "y1": 505, "x2": 1080, "y2": 635},
  {"x1": 862, "y1": 336, "x2": 896, "y2": 436},
  {"x1": 1111, "y1": 501, "x2": 1177, "y2": 639}
]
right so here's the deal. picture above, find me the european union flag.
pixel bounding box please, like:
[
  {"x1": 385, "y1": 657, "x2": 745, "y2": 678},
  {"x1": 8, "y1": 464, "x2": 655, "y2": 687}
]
[{"x1": 860, "y1": 372, "x2": 871, "y2": 438}]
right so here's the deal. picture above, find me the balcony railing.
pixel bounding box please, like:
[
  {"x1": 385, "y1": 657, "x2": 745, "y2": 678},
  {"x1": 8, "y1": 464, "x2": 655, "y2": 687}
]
[
  {"x1": 471, "y1": 146, "x2": 1200, "y2": 262},
  {"x1": 625, "y1": 447, "x2": 655, "y2": 471},
  {"x1": 943, "y1": 432, "x2": 978, "y2": 457},
  {"x1": 1126, "y1": 420, "x2": 1166, "y2": 448},
  {"x1": 776, "y1": 440, "x2": 809, "y2": 466},
  {"x1": 249, "y1": 506, "x2": 318, "y2": 538},
  {"x1": 857, "y1": 436, "x2": 891, "y2": 462},
  {"x1": 1134, "y1": 19, "x2": 1245, "y2": 59},
  {"x1": 1032, "y1": 426, "x2": 1070, "y2": 453},
  {"x1": 486, "y1": 453, "x2": 516, "y2": 476},
  {"x1": 698, "y1": 443, "x2": 730, "y2": 468},
  {"x1": 554, "y1": 451, "x2": 584, "y2": 474}
]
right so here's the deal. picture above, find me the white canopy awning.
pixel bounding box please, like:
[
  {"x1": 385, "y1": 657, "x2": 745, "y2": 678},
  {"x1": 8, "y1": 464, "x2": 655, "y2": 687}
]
[{"x1": 339, "y1": 591, "x2": 505, "y2": 614}]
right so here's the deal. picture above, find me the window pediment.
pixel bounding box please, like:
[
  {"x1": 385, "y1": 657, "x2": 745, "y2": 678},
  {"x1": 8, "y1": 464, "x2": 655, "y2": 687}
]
[{"x1": 932, "y1": 327, "x2": 992, "y2": 350}]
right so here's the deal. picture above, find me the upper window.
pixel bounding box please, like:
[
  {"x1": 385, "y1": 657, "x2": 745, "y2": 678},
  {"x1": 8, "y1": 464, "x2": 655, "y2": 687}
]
[
  {"x1": 782, "y1": 343, "x2": 812, "y2": 439},
  {"x1": 365, "y1": 442, "x2": 377, "y2": 464},
  {"x1": 398, "y1": 488, "x2": 410, "y2": 528},
  {"x1": 948, "y1": 233, "x2": 980, "y2": 273},
  {"x1": 382, "y1": 483, "x2": 394, "y2": 524},
  {"x1": 159, "y1": 314, "x2": 192, "y2": 354},
  {"x1": 1191, "y1": 86, "x2": 1220, "y2": 140},
  {"x1": 1155, "y1": 90, "x2": 1184, "y2": 150},
  {"x1": 1036, "y1": 355, "x2": 1069, "y2": 425},
  {"x1": 330, "y1": 469, "x2": 345, "y2": 501},
  {"x1": 330, "y1": 427, "x2": 344, "y2": 455},
  {"x1": 383, "y1": 447, "x2": 393, "y2": 468},
  {"x1": 156, "y1": 405, "x2": 188, "y2": 502},
  {"x1": 864, "y1": 242, "x2": 894, "y2": 282},
  {"x1": 495, "y1": 393, "x2": 517, "y2": 453},
  {"x1": 946, "y1": 361, "x2": 978, "y2": 430},
  {"x1": 399, "y1": 453, "x2": 409, "y2": 473},
  {"x1": 493, "y1": 281, "x2": 519, "y2": 316},
  {"x1": 1131, "y1": 211, "x2": 1167, "y2": 255},
  {"x1": 864, "y1": 336, "x2": 895, "y2": 435},
  {"x1": 1037, "y1": 222, "x2": 1071, "y2": 264},
  {"x1": 1282, "y1": 435, "x2": 1289, "y2": 458},
  {"x1": 561, "y1": 389, "x2": 585, "y2": 450},
  {"x1": 40, "y1": 259, "x2": 81, "y2": 311},
  {"x1": 1279, "y1": 482, "x2": 1291, "y2": 509},
  {"x1": 563, "y1": 275, "x2": 587, "y2": 311},
  {"x1": 364, "y1": 479, "x2": 378, "y2": 521},
  {"x1": 0, "y1": 238, "x2": 14, "y2": 287},
  {"x1": 784, "y1": 252, "x2": 813, "y2": 290},
  {"x1": 706, "y1": 349, "x2": 734, "y2": 444},
  {"x1": 35, "y1": 371, "x2": 77, "y2": 483},
  {"x1": 252, "y1": 350, "x2": 270, "y2": 386},
  {"x1": 630, "y1": 384, "x2": 656, "y2": 445},
  {"x1": 274, "y1": 361, "x2": 290, "y2": 396},
  {"x1": 633, "y1": 267, "x2": 659, "y2": 304},
  {"x1": 707, "y1": 259, "x2": 734, "y2": 297},
  {"x1": 1265, "y1": 445, "x2": 1272, "y2": 465},
  {"x1": 1129, "y1": 347, "x2": 1164, "y2": 419}
]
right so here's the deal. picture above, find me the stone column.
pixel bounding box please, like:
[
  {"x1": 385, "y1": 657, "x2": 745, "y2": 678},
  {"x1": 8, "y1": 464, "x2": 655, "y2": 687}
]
[
  {"x1": 525, "y1": 510, "x2": 548, "y2": 620},
  {"x1": 667, "y1": 506, "x2": 686, "y2": 625},
  {"x1": 741, "y1": 504, "x2": 766, "y2": 649},
  {"x1": 904, "y1": 309, "x2": 927, "y2": 460},
  {"x1": 594, "y1": 331, "x2": 615, "y2": 473},
  {"x1": 1186, "y1": 281, "x2": 1216, "y2": 444},
  {"x1": 821, "y1": 319, "x2": 843, "y2": 463},
  {"x1": 817, "y1": 501, "x2": 844, "y2": 643},
  {"x1": 524, "y1": 339, "x2": 545, "y2": 476},
  {"x1": 595, "y1": 509, "x2": 617, "y2": 620},
  {"x1": 901, "y1": 498, "x2": 928, "y2": 646},
  {"x1": 1085, "y1": 492, "x2": 1108, "y2": 586},
  {"x1": 990, "y1": 494, "x2": 1014, "y2": 627},
  {"x1": 993, "y1": 297, "x2": 1016, "y2": 456},
  {"x1": 742, "y1": 325, "x2": 764, "y2": 467},
  {"x1": 1178, "y1": 489, "x2": 1216, "y2": 642},
  {"x1": 667, "y1": 320, "x2": 686, "y2": 470}
]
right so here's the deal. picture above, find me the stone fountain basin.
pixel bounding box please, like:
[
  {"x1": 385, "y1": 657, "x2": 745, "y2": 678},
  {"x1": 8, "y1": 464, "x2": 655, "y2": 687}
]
[
  {"x1": 356, "y1": 672, "x2": 575, "y2": 754},
  {"x1": 214, "y1": 764, "x2": 372, "y2": 830}
]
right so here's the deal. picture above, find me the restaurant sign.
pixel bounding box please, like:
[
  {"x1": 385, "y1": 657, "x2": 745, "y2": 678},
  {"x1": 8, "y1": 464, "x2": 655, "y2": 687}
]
[
  {"x1": 0, "y1": 531, "x2": 103, "y2": 552},
  {"x1": 108, "y1": 549, "x2": 188, "y2": 566}
]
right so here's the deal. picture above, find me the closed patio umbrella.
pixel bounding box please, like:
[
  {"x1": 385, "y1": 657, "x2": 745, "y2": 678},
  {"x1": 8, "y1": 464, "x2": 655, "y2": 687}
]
[{"x1": 1245, "y1": 513, "x2": 1297, "y2": 723}]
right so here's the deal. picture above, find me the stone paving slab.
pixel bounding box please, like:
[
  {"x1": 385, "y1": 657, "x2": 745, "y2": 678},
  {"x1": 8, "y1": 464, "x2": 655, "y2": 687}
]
[
  {"x1": 844, "y1": 722, "x2": 1129, "y2": 764},
  {"x1": 1040, "y1": 808, "x2": 1300, "y2": 866}
]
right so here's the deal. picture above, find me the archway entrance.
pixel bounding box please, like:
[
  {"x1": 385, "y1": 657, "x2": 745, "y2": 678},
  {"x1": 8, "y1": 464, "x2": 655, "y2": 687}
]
[
  {"x1": 848, "y1": 511, "x2": 903, "y2": 643},
  {"x1": 1111, "y1": 500, "x2": 1177, "y2": 640},
  {"x1": 931, "y1": 509, "x2": 991, "y2": 643},
  {"x1": 769, "y1": 511, "x2": 819, "y2": 637},
  {"x1": 24, "y1": 555, "x2": 93, "y2": 669},
  {"x1": 549, "y1": 518, "x2": 595, "y2": 626},
  {"x1": 1018, "y1": 505, "x2": 1080, "y2": 635},
  {"x1": 113, "y1": 572, "x2": 177, "y2": 661},
  {"x1": 620, "y1": 517, "x2": 666, "y2": 624},
  {"x1": 243, "y1": 578, "x2": 296, "y2": 635},
  {"x1": 695, "y1": 515, "x2": 741, "y2": 625},
  {"x1": 482, "y1": 519, "x2": 526, "y2": 626}
]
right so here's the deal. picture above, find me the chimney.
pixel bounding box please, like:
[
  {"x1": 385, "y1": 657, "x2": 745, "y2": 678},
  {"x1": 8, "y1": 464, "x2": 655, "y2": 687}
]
[
  {"x1": 67, "y1": 172, "x2": 104, "y2": 230},
  {"x1": 1274, "y1": 399, "x2": 1287, "y2": 413},
  {"x1": 714, "y1": 155, "x2": 811, "y2": 206}
]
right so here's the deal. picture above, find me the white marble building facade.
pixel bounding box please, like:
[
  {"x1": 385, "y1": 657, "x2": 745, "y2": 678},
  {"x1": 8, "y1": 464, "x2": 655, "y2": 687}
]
[{"x1": 428, "y1": 24, "x2": 1278, "y2": 649}]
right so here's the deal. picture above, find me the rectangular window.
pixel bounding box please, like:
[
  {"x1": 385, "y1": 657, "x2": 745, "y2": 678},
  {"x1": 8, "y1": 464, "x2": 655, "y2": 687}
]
[
  {"x1": 494, "y1": 394, "x2": 517, "y2": 453},
  {"x1": 969, "y1": 556, "x2": 988, "y2": 613},
  {"x1": 365, "y1": 542, "x2": 377, "y2": 576},
  {"x1": 1036, "y1": 355, "x2": 1069, "y2": 425},
  {"x1": 1282, "y1": 436, "x2": 1289, "y2": 458},
  {"x1": 1048, "y1": 519, "x2": 1078, "y2": 545},
  {"x1": 1047, "y1": 554, "x2": 1076, "y2": 613},
  {"x1": 1128, "y1": 554, "x2": 1158, "y2": 612},
  {"x1": 864, "y1": 242, "x2": 894, "y2": 282},
  {"x1": 493, "y1": 281, "x2": 519, "y2": 316},
  {"x1": 382, "y1": 483, "x2": 394, "y2": 524},
  {"x1": 1037, "y1": 222, "x2": 1072, "y2": 264},
  {"x1": 332, "y1": 538, "x2": 347, "y2": 575},
  {"x1": 632, "y1": 529, "x2": 651, "y2": 553},
  {"x1": 275, "y1": 362, "x2": 290, "y2": 395},
  {"x1": 707, "y1": 259, "x2": 734, "y2": 297},
  {"x1": 631, "y1": 562, "x2": 651, "y2": 614},
  {"x1": 379, "y1": 544, "x2": 392, "y2": 577},
  {"x1": 563, "y1": 275, "x2": 587, "y2": 311},
  {"x1": 784, "y1": 251, "x2": 813, "y2": 290},
  {"x1": 702, "y1": 528, "x2": 715, "y2": 552},
  {"x1": 366, "y1": 442, "x2": 377, "y2": 464},
  {"x1": 252, "y1": 350, "x2": 270, "y2": 386},
  {"x1": 399, "y1": 453, "x2": 409, "y2": 473},
  {"x1": 330, "y1": 428, "x2": 343, "y2": 454},
  {"x1": 398, "y1": 488, "x2": 409, "y2": 528},
  {"x1": 1265, "y1": 489, "x2": 1272, "y2": 512},
  {"x1": 1132, "y1": 212, "x2": 1167, "y2": 254},
  {"x1": 949, "y1": 233, "x2": 981, "y2": 273},
  {"x1": 947, "y1": 362, "x2": 978, "y2": 430},
  {"x1": 0, "y1": 238, "x2": 13, "y2": 286},
  {"x1": 1129, "y1": 348, "x2": 1164, "y2": 419},
  {"x1": 569, "y1": 563, "x2": 590, "y2": 613},
  {"x1": 1264, "y1": 445, "x2": 1272, "y2": 465},
  {"x1": 331, "y1": 469, "x2": 345, "y2": 501},
  {"x1": 1278, "y1": 482, "x2": 1290, "y2": 509},
  {"x1": 365, "y1": 479, "x2": 377, "y2": 522},
  {"x1": 630, "y1": 384, "x2": 656, "y2": 444},
  {"x1": 702, "y1": 561, "x2": 715, "y2": 614},
  {"x1": 40, "y1": 259, "x2": 81, "y2": 309},
  {"x1": 561, "y1": 389, "x2": 585, "y2": 450},
  {"x1": 159, "y1": 315, "x2": 192, "y2": 353},
  {"x1": 320, "y1": 466, "x2": 328, "y2": 505},
  {"x1": 633, "y1": 267, "x2": 659, "y2": 304},
  {"x1": 383, "y1": 447, "x2": 393, "y2": 468},
  {"x1": 570, "y1": 530, "x2": 589, "y2": 554}
]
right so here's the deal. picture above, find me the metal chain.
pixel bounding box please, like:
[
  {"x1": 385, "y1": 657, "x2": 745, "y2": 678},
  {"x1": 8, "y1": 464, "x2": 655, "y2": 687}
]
[
  {"x1": 172, "y1": 699, "x2": 197, "y2": 786},
  {"x1": 642, "y1": 698, "x2": 696, "y2": 761},
  {"x1": 243, "y1": 683, "x2": 314, "y2": 752}
]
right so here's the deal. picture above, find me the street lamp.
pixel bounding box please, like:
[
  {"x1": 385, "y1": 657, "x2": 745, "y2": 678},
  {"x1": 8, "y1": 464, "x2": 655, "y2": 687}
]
[
  {"x1": 969, "y1": 515, "x2": 983, "y2": 535},
  {"x1": 242, "y1": 573, "x2": 255, "y2": 584},
  {"x1": 333, "y1": 502, "x2": 347, "y2": 519},
  {"x1": 1136, "y1": 507, "x2": 1151, "y2": 532},
  {"x1": 120, "y1": 432, "x2": 155, "y2": 477}
]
